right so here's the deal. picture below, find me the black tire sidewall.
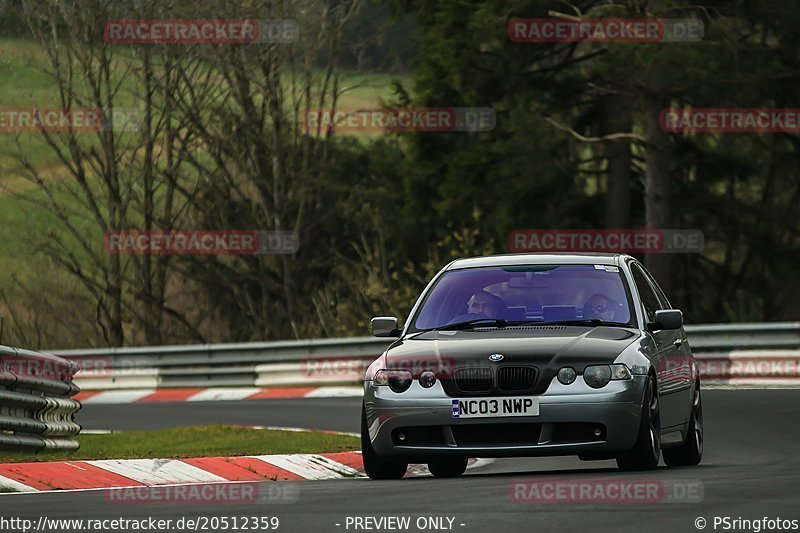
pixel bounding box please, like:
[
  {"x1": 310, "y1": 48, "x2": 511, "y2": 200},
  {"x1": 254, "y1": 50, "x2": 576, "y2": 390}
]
[{"x1": 361, "y1": 403, "x2": 408, "y2": 479}]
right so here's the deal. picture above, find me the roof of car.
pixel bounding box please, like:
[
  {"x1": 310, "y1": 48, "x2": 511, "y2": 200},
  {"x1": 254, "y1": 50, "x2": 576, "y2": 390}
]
[{"x1": 446, "y1": 252, "x2": 629, "y2": 270}]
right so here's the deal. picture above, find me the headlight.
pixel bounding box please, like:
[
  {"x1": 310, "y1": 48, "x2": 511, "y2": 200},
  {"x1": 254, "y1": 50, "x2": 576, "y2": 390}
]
[
  {"x1": 583, "y1": 364, "x2": 631, "y2": 388},
  {"x1": 374, "y1": 370, "x2": 390, "y2": 386},
  {"x1": 557, "y1": 367, "x2": 577, "y2": 385},
  {"x1": 373, "y1": 370, "x2": 413, "y2": 393},
  {"x1": 419, "y1": 370, "x2": 437, "y2": 388},
  {"x1": 583, "y1": 365, "x2": 612, "y2": 388}
]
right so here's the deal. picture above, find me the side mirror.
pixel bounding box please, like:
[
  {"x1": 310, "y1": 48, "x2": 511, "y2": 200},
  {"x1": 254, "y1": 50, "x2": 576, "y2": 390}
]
[
  {"x1": 649, "y1": 309, "x2": 683, "y2": 331},
  {"x1": 371, "y1": 316, "x2": 400, "y2": 337}
]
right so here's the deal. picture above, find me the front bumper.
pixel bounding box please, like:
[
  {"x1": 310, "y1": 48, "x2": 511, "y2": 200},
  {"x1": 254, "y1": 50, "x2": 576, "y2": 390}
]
[{"x1": 364, "y1": 375, "x2": 647, "y2": 460}]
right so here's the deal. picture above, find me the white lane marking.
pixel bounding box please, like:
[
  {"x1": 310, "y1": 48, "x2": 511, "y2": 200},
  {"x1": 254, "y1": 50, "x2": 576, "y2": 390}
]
[
  {"x1": 87, "y1": 459, "x2": 228, "y2": 485},
  {"x1": 186, "y1": 388, "x2": 263, "y2": 402},
  {"x1": 251, "y1": 454, "x2": 361, "y2": 480},
  {"x1": 257, "y1": 426, "x2": 360, "y2": 438},
  {"x1": 704, "y1": 381, "x2": 800, "y2": 389},
  {"x1": 407, "y1": 458, "x2": 494, "y2": 477},
  {"x1": 0, "y1": 474, "x2": 38, "y2": 493},
  {"x1": 0, "y1": 480, "x2": 260, "y2": 497},
  {"x1": 80, "y1": 390, "x2": 156, "y2": 404},
  {"x1": 303, "y1": 386, "x2": 363, "y2": 398},
  {"x1": 468, "y1": 458, "x2": 495, "y2": 470}
]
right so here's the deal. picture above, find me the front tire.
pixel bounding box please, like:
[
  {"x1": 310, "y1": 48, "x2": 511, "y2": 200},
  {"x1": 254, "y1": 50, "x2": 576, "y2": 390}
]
[
  {"x1": 427, "y1": 458, "x2": 468, "y2": 478},
  {"x1": 617, "y1": 375, "x2": 661, "y2": 471},
  {"x1": 361, "y1": 404, "x2": 407, "y2": 480},
  {"x1": 663, "y1": 382, "x2": 703, "y2": 466}
]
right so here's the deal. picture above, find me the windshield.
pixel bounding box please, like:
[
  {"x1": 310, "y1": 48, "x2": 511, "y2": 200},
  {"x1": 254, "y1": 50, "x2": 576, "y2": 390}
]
[{"x1": 411, "y1": 264, "x2": 635, "y2": 331}]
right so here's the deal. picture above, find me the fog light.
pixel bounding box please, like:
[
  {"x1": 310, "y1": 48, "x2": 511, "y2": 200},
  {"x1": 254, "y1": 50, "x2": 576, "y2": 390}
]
[
  {"x1": 398, "y1": 432, "x2": 406, "y2": 441},
  {"x1": 594, "y1": 427, "x2": 602, "y2": 436},
  {"x1": 557, "y1": 367, "x2": 577, "y2": 385},
  {"x1": 419, "y1": 370, "x2": 437, "y2": 388}
]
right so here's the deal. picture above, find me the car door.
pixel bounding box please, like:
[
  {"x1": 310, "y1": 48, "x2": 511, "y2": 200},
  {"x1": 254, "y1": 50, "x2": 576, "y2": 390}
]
[
  {"x1": 640, "y1": 265, "x2": 694, "y2": 427},
  {"x1": 629, "y1": 263, "x2": 686, "y2": 429}
]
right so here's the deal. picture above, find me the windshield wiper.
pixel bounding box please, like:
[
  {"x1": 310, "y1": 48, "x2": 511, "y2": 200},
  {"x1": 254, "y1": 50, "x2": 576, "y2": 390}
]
[
  {"x1": 417, "y1": 317, "x2": 632, "y2": 334},
  {"x1": 506, "y1": 319, "x2": 632, "y2": 328},
  {"x1": 428, "y1": 318, "x2": 511, "y2": 331}
]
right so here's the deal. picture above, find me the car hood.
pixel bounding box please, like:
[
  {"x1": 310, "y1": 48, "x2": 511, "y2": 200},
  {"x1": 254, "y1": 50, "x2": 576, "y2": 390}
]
[{"x1": 384, "y1": 325, "x2": 642, "y2": 394}]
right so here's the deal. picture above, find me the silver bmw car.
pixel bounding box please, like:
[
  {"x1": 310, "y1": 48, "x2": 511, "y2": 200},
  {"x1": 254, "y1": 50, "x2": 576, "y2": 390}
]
[{"x1": 361, "y1": 253, "x2": 703, "y2": 479}]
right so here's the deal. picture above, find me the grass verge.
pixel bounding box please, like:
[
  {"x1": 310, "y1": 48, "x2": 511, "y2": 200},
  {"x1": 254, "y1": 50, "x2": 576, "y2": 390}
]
[{"x1": 0, "y1": 425, "x2": 359, "y2": 464}]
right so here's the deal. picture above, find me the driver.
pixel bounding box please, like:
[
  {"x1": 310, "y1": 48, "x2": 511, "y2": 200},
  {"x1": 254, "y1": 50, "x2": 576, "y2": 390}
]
[
  {"x1": 584, "y1": 293, "x2": 616, "y2": 322},
  {"x1": 466, "y1": 290, "x2": 506, "y2": 318}
]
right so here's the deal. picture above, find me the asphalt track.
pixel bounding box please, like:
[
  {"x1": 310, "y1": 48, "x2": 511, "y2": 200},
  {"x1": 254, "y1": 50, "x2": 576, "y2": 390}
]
[
  {"x1": 76, "y1": 397, "x2": 363, "y2": 433},
  {"x1": 2, "y1": 390, "x2": 800, "y2": 533}
]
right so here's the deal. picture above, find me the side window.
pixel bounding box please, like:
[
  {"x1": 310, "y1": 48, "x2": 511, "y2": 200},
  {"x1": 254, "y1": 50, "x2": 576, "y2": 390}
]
[
  {"x1": 642, "y1": 268, "x2": 671, "y2": 309},
  {"x1": 630, "y1": 264, "x2": 662, "y2": 324}
]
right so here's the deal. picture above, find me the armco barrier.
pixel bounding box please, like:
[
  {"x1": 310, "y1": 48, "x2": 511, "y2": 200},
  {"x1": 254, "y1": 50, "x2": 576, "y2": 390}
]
[
  {"x1": 0, "y1": 346, "x2": 82, "y2": 452},
  {"x1": 50, "y1": 322, "x2": 800, "y2": 390},
  {"x1": 687, "y1": 322, "x2": 800, "y2": 350}
]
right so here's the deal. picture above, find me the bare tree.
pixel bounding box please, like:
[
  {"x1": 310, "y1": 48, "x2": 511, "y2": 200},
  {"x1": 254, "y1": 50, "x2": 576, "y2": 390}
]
[
  {"x1": 167, "y1": 0, "x2": 364, "y2": 340},
  {"x1": 15, "y1": 0, "x2": 200, "y2": 346}
]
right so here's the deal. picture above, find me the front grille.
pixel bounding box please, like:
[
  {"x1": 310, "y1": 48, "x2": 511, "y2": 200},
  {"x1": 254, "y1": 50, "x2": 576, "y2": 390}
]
[
  {"x1": 392, "y1": 426, "x2": 445, "y2": 446},
  {"x1": 451, "y1": 423, "x2": 542, "y2": 446},
  {"x1": 389, "y1": 423, "x2": 605, "y2": 448},
  {"x1": 442, "y1": 365, "x2": 538, "y2": 396},
  {"x1": 454, "y1": 367, "x2": 492, "y2": 392},
  {"x1": 550, "y1": 423, "x2": 606, "y2": 443},
  {"x1": 497, "y1": 366, "x2": 536, "y2": 391}
]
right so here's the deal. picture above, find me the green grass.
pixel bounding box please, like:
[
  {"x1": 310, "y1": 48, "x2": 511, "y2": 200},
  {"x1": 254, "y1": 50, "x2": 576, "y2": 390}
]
[
  {"x1": 0, "y1": 488, "x2": 17, "y2": 493},
  {"x1": 0, "y1": 37, "x2": 101, "y2": 177},
  {"x1": 0, "y1": 425, "x2": 360, "y2": 464}
]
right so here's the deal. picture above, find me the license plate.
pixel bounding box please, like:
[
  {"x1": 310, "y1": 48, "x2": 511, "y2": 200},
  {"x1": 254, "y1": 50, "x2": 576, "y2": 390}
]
[{"x1": 451, "y1": 397, "x2": 539, "y2": 419}]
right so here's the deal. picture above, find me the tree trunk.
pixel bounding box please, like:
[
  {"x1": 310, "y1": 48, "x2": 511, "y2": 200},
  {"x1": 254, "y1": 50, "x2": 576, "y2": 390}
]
[
  {"x1": 604, "y1": 95, "x2": 632, "y2": 229},
  {"x1": 643, "y1": 88, "x2": 673, "y2": 293}
]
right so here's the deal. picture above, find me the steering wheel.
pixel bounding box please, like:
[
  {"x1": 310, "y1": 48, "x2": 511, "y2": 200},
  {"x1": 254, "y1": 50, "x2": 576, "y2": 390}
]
[{"x1": 447, "y1": 313, "x2": 490, "y2": 324}]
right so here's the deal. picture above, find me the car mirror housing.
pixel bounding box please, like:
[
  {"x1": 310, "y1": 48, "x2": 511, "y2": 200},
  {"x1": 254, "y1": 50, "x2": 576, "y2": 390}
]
[
  {"x1": 371, "y1": 316, "x2": 400, "y2": 337},
  {"x1": 649, "y1": 309, "x2": 683, "y2": 331}
]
